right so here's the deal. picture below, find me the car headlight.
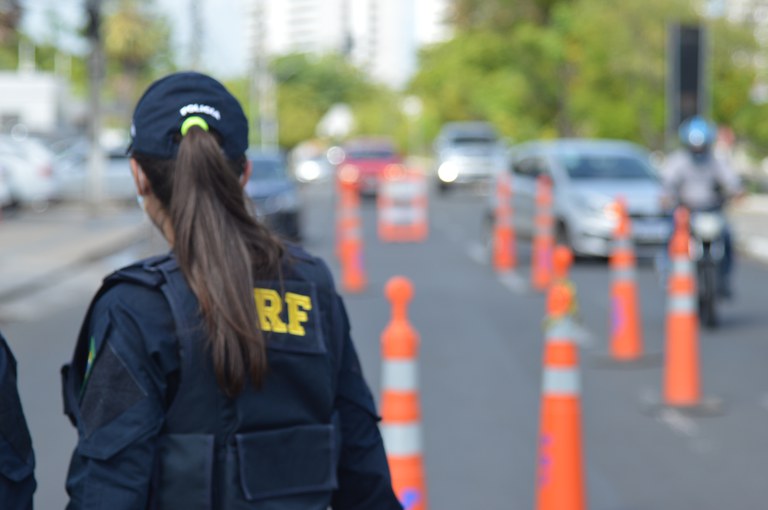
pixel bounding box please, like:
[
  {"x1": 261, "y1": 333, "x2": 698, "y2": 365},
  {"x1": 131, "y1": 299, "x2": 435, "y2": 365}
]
[
  {"x1": 296, "y1": 160, "x2": 322, "y2": 182},
  {"x1": 437, "y1": 161, "x2": 458, "y2": 183},
  {"x1": 573, "y1": 193, "x2": 618, "y2": 220}
]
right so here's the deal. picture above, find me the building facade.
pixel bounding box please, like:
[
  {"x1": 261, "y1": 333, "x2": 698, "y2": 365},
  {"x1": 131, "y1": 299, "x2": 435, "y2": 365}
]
[{"x1": 244, "y1": 0, "x2": 451, "y2": 88}]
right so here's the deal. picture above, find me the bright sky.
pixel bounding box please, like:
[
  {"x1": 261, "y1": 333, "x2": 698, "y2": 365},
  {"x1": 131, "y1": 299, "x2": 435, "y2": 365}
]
[{"x1": 19, "y1": 0, "x2": 249, "y2": 78}]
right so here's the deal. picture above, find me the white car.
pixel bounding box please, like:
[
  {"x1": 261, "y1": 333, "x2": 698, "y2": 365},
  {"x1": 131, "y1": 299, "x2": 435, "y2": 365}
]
[
  {"x1": 52, "y1": 138, "x2": 136, "y2": 203},
  {"x1": 489, "y1": 139, "x2": 672, "y2": 258},
  {"x1": 0, "y1": 164, "x2": 12, "y2": 208},
  {"x1": 0, "y1": 135, "x2": 56, "y2": 209}
]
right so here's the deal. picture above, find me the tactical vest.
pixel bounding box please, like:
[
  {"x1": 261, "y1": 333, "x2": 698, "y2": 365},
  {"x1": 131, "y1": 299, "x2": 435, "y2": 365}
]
[
  {"x1": 63, "y1": 249, "x2": 344, "y2": 509},
  {"x1": 0, "y1": 334, "x2": 36, "y2": 510}
]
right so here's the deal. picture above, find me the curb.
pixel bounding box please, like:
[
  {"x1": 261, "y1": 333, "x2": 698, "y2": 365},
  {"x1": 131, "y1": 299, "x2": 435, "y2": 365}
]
[{"x1": 0, "y1": 224, "x2": 150, "y2": 304}]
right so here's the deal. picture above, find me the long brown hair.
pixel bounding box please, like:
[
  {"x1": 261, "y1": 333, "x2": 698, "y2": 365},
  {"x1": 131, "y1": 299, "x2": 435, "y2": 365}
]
[{"x1": 133, "y1": 126, "x2": 283, "y2": 395}]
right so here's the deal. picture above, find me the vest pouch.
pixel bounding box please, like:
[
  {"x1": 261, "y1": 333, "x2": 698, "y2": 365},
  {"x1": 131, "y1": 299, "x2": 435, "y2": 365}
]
[
  {"x1": 0, "y1": 440, "x2": 33, "y2": 483},
  {"x1": 155, "y1": 433, "x2": 215, "y2": 510},
  {"x1": 235, "y1": 424, "x2": 337, "y2": 503}
]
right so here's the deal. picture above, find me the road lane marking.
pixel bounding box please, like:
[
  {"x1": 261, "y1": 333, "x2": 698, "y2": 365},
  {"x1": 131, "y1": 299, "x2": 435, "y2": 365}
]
[
  {"x1": 466, "y1": 242, "x2": 488, "y2": 265},
  {"x1": 498, "y1": 271, "x2": 526, "y2": 294},
  {"x1": 657, "y1": 408, "x2": 699, "y2": 438}
]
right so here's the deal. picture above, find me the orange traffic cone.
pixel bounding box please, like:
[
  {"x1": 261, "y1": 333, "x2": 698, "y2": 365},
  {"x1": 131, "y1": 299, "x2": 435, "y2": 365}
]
[
  {"x1": 531, "y1": 175, "x2": 554, "y2": 291},
  {"x1": 492, "y1": 171, "x2": 517, "y2": 272},
  {"x1": 380, "y1": 277, "x2": 428, "y2": 510},
  {"x1": 594, "y1": 199, "x2": 660, "y2": 367},
  {"x1": 337, "y1": 178, "x2": 367, "y2": 293},
  {"x1": 657, "y1": 207, "x2": 722, "y2": 414},
  {"x1": 536, "y1": 246, "x2": 586, "y2": 510}
]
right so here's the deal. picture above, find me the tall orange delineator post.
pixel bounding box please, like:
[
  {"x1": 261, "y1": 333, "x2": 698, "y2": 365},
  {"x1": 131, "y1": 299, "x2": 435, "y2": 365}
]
[
  {"x1": 536, "y1": 246, "x2": 586, "y2": 510},
  {"x1": 598, "y1": 199, "x2": 660, "y2": 366},
  {"x1": 492, "y1": 171, "x2": 516, "y2": 272},
  {"x1": 531, "y1": 175, "x2": 555, "y2": 291},
  {"x1": 378, "y1": 167, "x2": 429, "y2": 243},
  {"x1": 337, "y1": 177, "x2": 367, "y2": 293},
  {"x1": 659, "y1": 207, "x2": 721, "y2": 414},
  {"x1": 380, "y1": 276, "x2": 427, "y2": 510}
]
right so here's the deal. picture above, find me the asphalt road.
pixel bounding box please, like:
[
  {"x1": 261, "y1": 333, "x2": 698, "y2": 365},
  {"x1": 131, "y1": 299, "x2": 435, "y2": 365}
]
[{"x1": 4, "y1": 179, "x2": 768, "y2": 509}]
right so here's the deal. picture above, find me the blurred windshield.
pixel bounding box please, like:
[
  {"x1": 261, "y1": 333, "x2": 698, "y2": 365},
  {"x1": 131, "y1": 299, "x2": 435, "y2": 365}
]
[
  {"x1": 450, "y1": 136, "x2": 497, "y2": 145},
  {"x1": 558, "y1": 154, "x2": 656, "y2": 180},
  {"x1": 345, "y1": 149, "x2": 396, "y2": 160},
  {"x1": 249, "y1": 158, "x2": 286, "y2": 180}
]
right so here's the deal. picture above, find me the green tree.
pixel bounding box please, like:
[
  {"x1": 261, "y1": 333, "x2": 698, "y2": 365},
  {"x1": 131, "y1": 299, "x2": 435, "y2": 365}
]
[
  {"x1": 102, "y1": 0, "x2": 175, "y2": 127},
  {"x1": 269, "y1": 53, "x2": 395, "y2": 149}
]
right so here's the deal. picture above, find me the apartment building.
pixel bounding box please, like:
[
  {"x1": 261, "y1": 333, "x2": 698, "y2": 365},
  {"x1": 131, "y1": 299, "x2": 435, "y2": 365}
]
[{"x1": 244, "y1": 0, "x2": 451, "y2": 88}]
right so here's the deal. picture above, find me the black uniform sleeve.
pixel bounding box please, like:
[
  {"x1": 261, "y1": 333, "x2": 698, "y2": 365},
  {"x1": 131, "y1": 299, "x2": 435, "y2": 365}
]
[
  {"x1": 0, "y1": 335, "x2": 36, "y2": 510},
  {"x1": 65, "y1": 285, "x2": 177, "y2": 510},
  {"x1": 330, "y1": 297, "x2": 403, "y2": 510}
]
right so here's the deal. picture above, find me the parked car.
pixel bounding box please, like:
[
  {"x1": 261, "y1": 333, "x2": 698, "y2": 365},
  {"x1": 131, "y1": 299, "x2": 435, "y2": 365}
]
[
  {"x1": 434, "y1": 121, "x2": 506, "y2": 192},
  {"x1": 338, "y1": 137, "x2": 403, "y2": 196},
  {"x1": 0, "y1": 164, "x2": 12, "y2": 208},
  {"x1": 490, "y1": 139, "x2": 671, "y2": 258},
  {"x1": 246, "y1": 151, "x2": 302, "y2": 241},
  {"x1": 0, "y1": 135, "x2": 56, "y2": 209},
  {"x1": 52, "y1": 139, "x2": 135, "y2": 203}
]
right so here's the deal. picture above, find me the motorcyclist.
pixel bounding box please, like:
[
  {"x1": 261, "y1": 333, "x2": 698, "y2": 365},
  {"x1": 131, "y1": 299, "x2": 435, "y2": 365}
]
[{"x1": 661, "y1": 116, "x2": 744, "y2": 297}]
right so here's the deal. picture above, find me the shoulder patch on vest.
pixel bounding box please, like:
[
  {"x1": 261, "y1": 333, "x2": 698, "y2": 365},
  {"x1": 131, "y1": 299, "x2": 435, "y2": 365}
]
[{"x1": 80, "y1": 343, "x2": 147, "y2": 437}]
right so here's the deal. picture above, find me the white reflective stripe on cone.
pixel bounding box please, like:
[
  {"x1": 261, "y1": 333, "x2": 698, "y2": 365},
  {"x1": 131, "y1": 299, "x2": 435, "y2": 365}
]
[
  {"x1": 546, "y1": 316, "x2": 576, "y2": 342},
  {"x1": 380, "y1": 422, "x2": 422, "y2": 457},
  {"x1": 543, "y1": 367, "x2": 580, "y2": 396},
  {"x1": 668, "y1": 294, "x2": 697, "y2": 313},
  {"x1": 671, "y1": 258, "x2": 694, "y2": 276},
  {"x1": 612, "y1": 267, "x2": 636, "y2": 282},
  {"x1": 382, "y1": 359, "x2": 418, "y2": 392}
]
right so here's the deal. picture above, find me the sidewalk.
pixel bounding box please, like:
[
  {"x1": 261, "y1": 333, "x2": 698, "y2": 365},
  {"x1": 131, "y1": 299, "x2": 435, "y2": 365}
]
[
  {"x1": 0, "y1": 202, "x2": 152, "y2": 302},
  {"x1": 730, "y1": 194, "x2": 768, "y2": 264}
]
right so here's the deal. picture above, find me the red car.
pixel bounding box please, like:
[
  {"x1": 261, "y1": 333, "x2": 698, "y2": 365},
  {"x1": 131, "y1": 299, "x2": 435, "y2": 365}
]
[{"x1": 338, "y1": 137, "x2": 403, "y2": 196}]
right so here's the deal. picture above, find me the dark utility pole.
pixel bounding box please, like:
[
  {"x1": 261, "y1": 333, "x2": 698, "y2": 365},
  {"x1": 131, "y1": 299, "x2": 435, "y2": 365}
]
[{"x1": 86, "y1": 0, "x2": 105, "y2": 213}]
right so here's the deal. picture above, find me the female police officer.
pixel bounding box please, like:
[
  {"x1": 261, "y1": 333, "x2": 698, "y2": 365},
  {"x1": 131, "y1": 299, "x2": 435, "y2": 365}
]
[{"x1": 62, "y1": 72, "x2": 402, "y2": 510}]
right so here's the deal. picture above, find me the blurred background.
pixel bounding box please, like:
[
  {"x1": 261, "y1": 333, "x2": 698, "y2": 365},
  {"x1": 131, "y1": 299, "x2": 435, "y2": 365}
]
[{"x1": 2, "y1": 0, "x2": 768, "y2": 508}]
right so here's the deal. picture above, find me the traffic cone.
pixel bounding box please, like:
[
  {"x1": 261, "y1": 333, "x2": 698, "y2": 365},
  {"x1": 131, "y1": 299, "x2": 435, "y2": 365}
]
[
  {"x1": 531, "y1": 175, "x2": 554, "y2": 291},
  {"x1": 380, "y1": 276, "x2": 428, "y2": 510},
  {"x1": 492, "y1": 171, "x2": 517, "y2": 272},
  {"x1": 594, "y1": 199, "x2": 660, "y2": 367},
  {"x1": 655, "y1": 207, "x2": 722, "y2": 415},
  {"x1": 337, "y1": 178, "x2": 367, "y2": 293},
  {"x1": 536, "y1": 246, "x2": 586, "y2": 510}
]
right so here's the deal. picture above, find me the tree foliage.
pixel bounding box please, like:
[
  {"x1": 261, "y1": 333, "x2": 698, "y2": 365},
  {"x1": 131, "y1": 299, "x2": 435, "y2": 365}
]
[
  {"x1": 269, "y1": 53, "x2": 399, "y2": 149},
  {"x1": 412, "y1": 0, "x2": 764, "y2": 153}
]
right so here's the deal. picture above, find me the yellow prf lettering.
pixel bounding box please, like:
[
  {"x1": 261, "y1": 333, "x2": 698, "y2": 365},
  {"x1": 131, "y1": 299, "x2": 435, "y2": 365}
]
[
  {"x1": 253, "y1": 289, "x2": 287, "y2": 333},
  {"x1": 284, "y1": 292, "x2": 312, "y2": 336}
]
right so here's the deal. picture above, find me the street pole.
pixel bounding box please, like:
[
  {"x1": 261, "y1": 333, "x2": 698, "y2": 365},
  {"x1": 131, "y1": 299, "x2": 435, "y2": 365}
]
[{"x1": 86, "y1": 0, "x2": 105, "y2": 215}]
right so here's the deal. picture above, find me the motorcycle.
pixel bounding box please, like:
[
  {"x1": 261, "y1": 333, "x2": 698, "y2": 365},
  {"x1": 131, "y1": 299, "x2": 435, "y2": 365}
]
[{"x1": 689, "y1": 209, "x2": 727, "y2": 329}]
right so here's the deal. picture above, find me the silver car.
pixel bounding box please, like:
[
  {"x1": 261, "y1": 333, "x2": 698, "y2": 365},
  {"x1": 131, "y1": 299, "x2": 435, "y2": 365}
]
[
  {"x1": 434, "y1": 121, "x2": 506, "y2": 192},
  {"x1": 496, "y1": 139, "x2": 671, "y2": 258}
]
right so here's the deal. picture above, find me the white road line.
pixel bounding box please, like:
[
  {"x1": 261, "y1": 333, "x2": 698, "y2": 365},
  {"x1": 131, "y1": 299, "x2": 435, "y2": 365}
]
[
  {"x1": 497, "y1": 270, "x2": 527, "y2": 294},
  {"x1": 743, "y1": 237, "x2": 768, "y2": 262},
  {"x1": 657, "y1": 408, "x2": 699, "y2": 438},
  {"x1": 466, "y1": 242, "x2": 489, "y2": 266}
]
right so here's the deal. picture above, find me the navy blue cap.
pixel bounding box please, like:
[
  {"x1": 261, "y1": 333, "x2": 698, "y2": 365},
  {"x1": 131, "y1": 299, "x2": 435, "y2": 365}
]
[{"x1": 129, "y1": 72, "x2": 249, "y2": 160}]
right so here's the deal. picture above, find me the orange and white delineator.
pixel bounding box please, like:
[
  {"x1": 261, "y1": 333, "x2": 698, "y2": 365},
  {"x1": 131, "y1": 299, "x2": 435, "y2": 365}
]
[
  {"x1": 492, "y1": 171, "x2": 517, "y2": 272},
  {"x1": 536, "y1": 246, "x2": 586, "y2": 510},
  {"x1": 377, "y1": 166, "x2": 428, "y2": 243},
  {"x1": 337, "y1": 177, "x2": 366, "y2": 293},
  {"x1": 531, "y1": 175, "x2": 555, "y2": 292},
  {"x1": 380, "y1": 276, "x2": 428, "y2": 510}
]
